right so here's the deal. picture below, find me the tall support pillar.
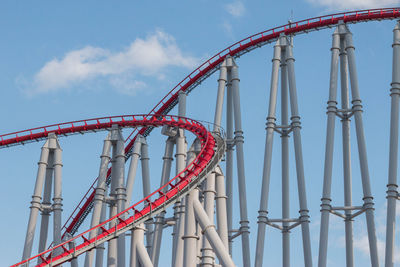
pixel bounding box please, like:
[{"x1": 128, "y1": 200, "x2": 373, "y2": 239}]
[
  {"x1": 344, "y1": 25, "x2": 379, "y2": 267},
  {"x1": 84, "y1": 133, "x2": 112, "y2": 267},
  {"x1": 255, "y1": 35, "x2": 313, "y2": 267},
  {"x1": 133, "y1": 223, "x2": 154, "y2": 267},
  {"x1": 286, "y1": 39, "x2": 313, "y2": 267},
  {"x1": 52, "y1": 142, "x2": 63, "y2": 256},
  {"x1": 107, "y1": 126, "x2": 126, "y2": 267},
  {"x1": 22, "y1": 142, "x2": 49, "y2": 260},
  {"x1": 172, "y1": 90, "x2": 187, "y2": 267},
  {"x1": 225, "y1": 68, "x2": 234, "y2": 255},
  {"x1": 215, "y1": 166, "x2": 229, "y2": 251},
  {"x1": 255, "y1": 39, "x2": 281, "y2": 267},
  {"x1": 183, "y1": 142, "x2": 201, "y2": 267},
  {"x1": 228, "y1": 56, "x2": 251, "y2": 267},
  {"x1": 318, "y1": 29, "x2": 340, "y2": 267},
  {"x1": 317, "y1": 23, "x2": 379, "y2": 267},
  {"x1": 113, "y1": 127, "x2": 126, "y2": 267},
  {"x1": 385, "y1": 21, "x2": 400, "y2": 267},
  {"x1": 150, "y1": 136, "x2": 174, "y2": 267},
  {"x1": 22, "y1": 133, "x2": 63, "y2": 261},
  {"x1": 281, "y1": 43, "x2": 291, "y2": 267},
  {"x1": 140, "y1": 138, "x2": 154, "y2": 253},
  {"x1": 200, "y1": 172, "x2": 216, "y2": 266},
  {"x1": 37, "y1": 154, "x2": 53, "y2": 258}
]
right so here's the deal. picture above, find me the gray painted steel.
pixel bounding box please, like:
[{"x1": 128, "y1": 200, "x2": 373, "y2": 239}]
[{"x1": 385, "y1": 22, "x2": 400, "y2": 267}]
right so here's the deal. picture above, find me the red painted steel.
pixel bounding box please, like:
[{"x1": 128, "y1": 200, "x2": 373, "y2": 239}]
[
  {"x1": 55, "y1": 7, "x2": 400, "y2": 239},
  {"x1": 10, "y1": 114, "x2": 217, "y2": 266}
]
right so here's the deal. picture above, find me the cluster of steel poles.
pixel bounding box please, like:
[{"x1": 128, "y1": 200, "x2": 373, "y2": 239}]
[{"x1": 20, "y1": 21, "x2": 400, "y2": 267}]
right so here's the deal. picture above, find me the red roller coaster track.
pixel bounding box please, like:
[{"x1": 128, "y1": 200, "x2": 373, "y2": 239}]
[
  {"x1": 2, "y1": 7, "x2": 400, "y2": 266},
  {"x1": 9, "y1": 114, "x2": 224, "y2": 266}
]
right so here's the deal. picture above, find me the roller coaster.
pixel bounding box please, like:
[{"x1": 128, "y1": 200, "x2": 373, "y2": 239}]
[{"x1": 3, "y1": 7, "x2": 400, "y2": 267}]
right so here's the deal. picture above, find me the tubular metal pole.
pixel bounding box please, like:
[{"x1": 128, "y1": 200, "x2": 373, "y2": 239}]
[
  {"x1": 214, "y1": 59, "x2": 228, "y2": 132},
  {"x1": 114, "y1": 129, "x2": 126, "y2": 267},
  {"x1": 84, "y1": 134, "x2": 112, "y2": 267},
  {"x1": 318, "y1": 29, "x2": 340, "y2": 267},
  {"x1": 183, "y1": 143, "x2": 200, "y2": 267},
  {"x1": 229, "y1": 57, "x2": 251, "y2": 267},
  {"x1": 22, "y1": 141, "x2": 50, "y2": 260},
  {"x1": 108, "y1": 144, "x2": 118, "y2": 267},
  {"x1": 37, "y1": 152, "x2": 53, "y2": 258},
  {"x1": 130, "y1": 229, "x2": 138, "y2": 267},
  {"x1": 226, "y1": 68, "x2": 234, "y2": 255},
  {"x1": 193, "y1": 198, "x2": 236, "y2": 267},
  {"x1": 140, "y1": 139, "x2": 154, "y2": 253},
  {"x1": 344, "y1": 27, "x2": 379, "y2": 267},
  {"x1": 125, "y1": 137, "x2": 142, "y2": 206},
  {"x1": 215, "y1": 166, "x2": 229, "y2": 250},
  {"x1": 52, "y1": 142, "x2": 63, "y2": 256},
  {"x1": 281, "y1": 42, "x2": 290, "y2": 267},
  {"x1": 385, "y1": 22, "x2": 400, "y2": 267},
  {"x1": 135, "y1": 223, "x2": 154, "y2": 267},
  {"x1": 65, "y1": 233, "x2": 78, "y2": 267},
  {"x1": 95, "y1": 202, "x2": 107, "y2": 267},
  {"x1": 150, "y1": 137, "x2": 174, "y2": 267},
  {"x1": 255, "y1": 39, "x2": 281, "y2": 267},
  {"x1": 339, "y1": 35, "x2": 355, "y2": 267},
  {"x1": 201, "y1": 172, "x2": 216, "y2": 266},
  {"x1": 172, "y1": 90, "x2": 187, "y2": 267},
  {"x1": 286, "y1": 42, "x2": 313, "y2": 267}
]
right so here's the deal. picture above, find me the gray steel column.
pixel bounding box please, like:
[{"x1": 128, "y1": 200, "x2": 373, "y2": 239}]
[
  {"x1": 344, "y1": 26, "x2": 379, "y2": 267},
  {"x1": 125, "y1": 137, "x2": 142, "y2": 206},
  {"x1": 37, "y1": 152, "x2": 53, "y2": 257},
  {"x1": 172, "y1": 90, "x2": 187, "y2": 267},
  {"x1": 22, "y1": 139, "x2": 50, "y2": 260},
  {"x1": 95, "y1": 202, "x2": 107, "y2": 267},
  {"x1": 215, "y1": 166, "x2": 229, "y2": 250},
  {"x1": 214, "y1": 59, "x2": 228, "y2": 132},
  {"x1": 84, "y1": 133, "x2": 112, "y2": 267},
  {"x1": 339, "y1": 34, "x2": 355, "y2": 267},
  {"x1": 140, "y1": 138, "x2": 154, "y2": 253},
  {"x1": 113, "y1": 128, "x2": 126, "y2": 267},
  {"x1": 201, "y1": 172, "x2": 216, "y2": 266},
  {"x1": 385, "y1": 22, "x2": 400, "y2": 267},
  {"x1": 281, "y1": 42, "x2": 290, "y2": 267},
  {"x1": 226, "y1": 68, "x2": 234, "y2": 255},
  {"x1": 183, "y1": 142, "x2": 201, "y2": 267},
  {"x1": 150, "y1": 137, "x2": 174, "y2": 267},
  {"x1": 229, "y1": 57, "x2": 251, "y2": 267},
  {"x1": 65, "y1": 233, "x2": 78, "y2": 267},
  {"x1": 135, "y1": 223, "x2": 154, "y2": 267},
  {"x1": 255, "y1": 39, "x2": 281, "y2": 267},
  {"x1": 52, "y1": 141, "x2": 63, "y2": 256},
  {"x1": 286, "y1": 42, "x2": 313, "y2": 267},
  {"x1": 130, "y1": 229, "x2": 138, "y2": 267},
  {"x1": 193, "y1": 198, "x2": 236, "y2": 267},
  {"x1": 318, "y1": 29, "x2": 340, "y2": 267},
  {"x1": 108, "y1": 144, "x2": 119, "y2": 267}
]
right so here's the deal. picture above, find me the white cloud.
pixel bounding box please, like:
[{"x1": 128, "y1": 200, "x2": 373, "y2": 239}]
[
  {"x1": 306, "y1": 0, "x2": 400, "y2": 11},
  {"x1": 225, "y1": 1, "x2": 245, "y2": 17},
  {"x1": 222, "y1": 21, "x2": 234, "y2": 37},
  {"x1": 25, "y1": 30, "x2": 199, "y2": 95}
]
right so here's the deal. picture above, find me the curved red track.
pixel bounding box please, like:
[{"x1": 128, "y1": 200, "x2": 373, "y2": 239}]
[
  {"x1": 10, "y1": 114, "x2": 221, "y2": 266},
  {"x1": 2, "y1": 7, "x2": 400, "y2": 265}
]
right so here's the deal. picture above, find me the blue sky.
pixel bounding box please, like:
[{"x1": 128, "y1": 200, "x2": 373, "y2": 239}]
[{"x1": 1, "y1": 0, "x2": 400, "y2": 266}]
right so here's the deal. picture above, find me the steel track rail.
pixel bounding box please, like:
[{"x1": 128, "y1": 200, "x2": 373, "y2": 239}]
[{"x1": 10, "y1": 114, "x2": 225, "y2": 266}]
